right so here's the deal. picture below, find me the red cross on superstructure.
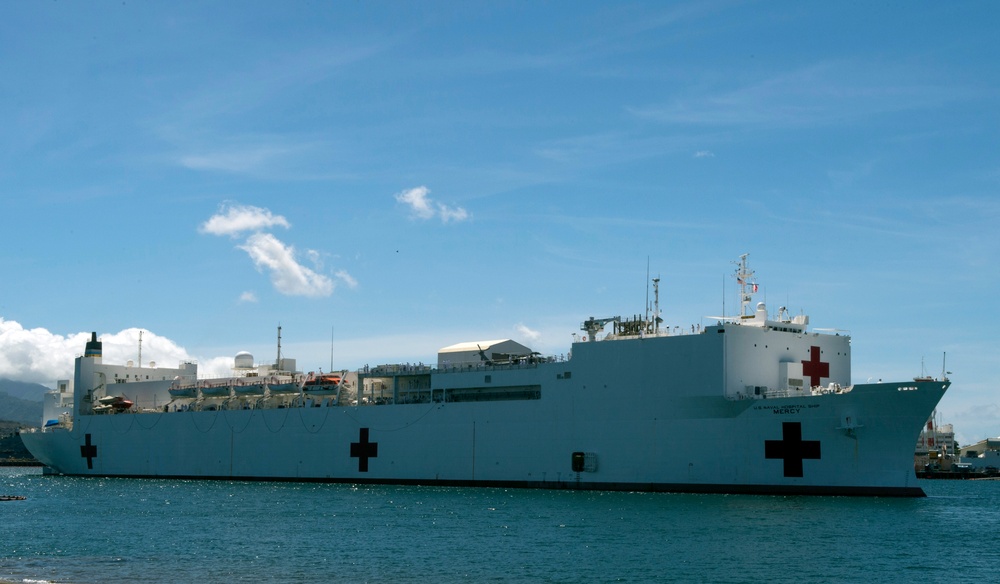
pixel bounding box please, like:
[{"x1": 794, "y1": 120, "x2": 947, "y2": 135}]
[{"x1": 801, "y1": 346, "x2": 830, "y2": 388}]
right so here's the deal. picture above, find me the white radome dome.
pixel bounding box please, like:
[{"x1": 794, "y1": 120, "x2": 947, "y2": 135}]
[{"x1": 234, "y1": 351, "x2": 254, "y2": 369}]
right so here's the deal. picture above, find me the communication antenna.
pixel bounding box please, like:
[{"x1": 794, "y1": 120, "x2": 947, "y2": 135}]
[
  {"x1": 732, "y1": 253, "x2": 758, "y2": 318},
  {"x1": 330, "y1": 325, "x2": 335, "y2": 372},
  {"x1": 644, "y1": 256, "x2": 650, "y2": 325},
  {"x1": 721, "y1": 273, "x2": 725, "y2": 320},
  {"x1": 652, "y1": 276, "x2": 661, "y2": 334},
  {"x1": 138, "y1": 330, "x2": 143, "y2": 368}
]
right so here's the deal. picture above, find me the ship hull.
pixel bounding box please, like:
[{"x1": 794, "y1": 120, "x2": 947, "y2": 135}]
[
  {"x1": 21, "y1": 319, "x2": 948, "y2": 496},
  {"x1": 21, "y1": 376, "x2": 946, "y2": 497}
]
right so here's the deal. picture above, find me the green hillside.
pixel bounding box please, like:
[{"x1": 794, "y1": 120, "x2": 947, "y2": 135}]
[{"x1": 0, "y1": 392, "x2": 43, "y2": 426}]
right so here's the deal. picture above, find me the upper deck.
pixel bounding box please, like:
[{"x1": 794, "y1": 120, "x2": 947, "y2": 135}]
[{"x1": 36, "y1": 254, "x2": 876, "y2": 427}]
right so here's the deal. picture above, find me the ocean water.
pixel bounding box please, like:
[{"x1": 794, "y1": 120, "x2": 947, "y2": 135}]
[{"x1": 2, "y1": 467, "x2": 998, "y2": 583}]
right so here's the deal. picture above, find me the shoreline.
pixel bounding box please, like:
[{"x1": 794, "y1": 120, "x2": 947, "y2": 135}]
[{"x1": 0, "y1": 461, "x2": 43, "y2": 467}]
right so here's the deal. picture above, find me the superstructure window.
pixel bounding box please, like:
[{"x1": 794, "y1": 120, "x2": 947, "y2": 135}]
[{"x1": 445, "y1": 385, "x2": 542, "y2": 403}]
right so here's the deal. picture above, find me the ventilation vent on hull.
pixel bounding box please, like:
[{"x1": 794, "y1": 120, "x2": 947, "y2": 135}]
[{"x1": 571, "y1": 451, "x2": 598, "y2": 473}]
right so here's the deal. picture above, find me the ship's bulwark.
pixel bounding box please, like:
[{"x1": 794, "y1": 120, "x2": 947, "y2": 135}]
[{"x1": 20, "y1": 327, "x2": 948, "y2": 497}]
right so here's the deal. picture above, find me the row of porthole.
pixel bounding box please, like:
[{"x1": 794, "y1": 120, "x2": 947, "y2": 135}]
[{"x1": 750, "y1": 344, "x2": 848, "y2": 357}]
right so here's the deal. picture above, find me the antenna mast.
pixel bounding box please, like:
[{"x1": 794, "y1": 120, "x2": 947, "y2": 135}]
[
  {"x1": 733, "y1": 253, "x2": 757, "y2": 318},
  {"x1": 644, "y1": 257, "x2": 650, "y2": 325},
  {"x1": 137, "y1": 330, "x2": 143, "y2": 368},
  {"x1": 276, "y1": 325, "x2": 282, "y2": 370},
  {"x1": 652, "y1": 276, "x2": 661, "y2": 334}
]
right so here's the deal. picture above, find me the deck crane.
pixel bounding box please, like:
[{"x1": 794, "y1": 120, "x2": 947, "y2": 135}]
[{"x1": 581, "y1": 316, "x2": 620, "y2": 342}]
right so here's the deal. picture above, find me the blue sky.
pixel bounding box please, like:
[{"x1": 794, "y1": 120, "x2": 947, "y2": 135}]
[{"x1": 1, "y1": 2, "x2": 998, "y2": 444}]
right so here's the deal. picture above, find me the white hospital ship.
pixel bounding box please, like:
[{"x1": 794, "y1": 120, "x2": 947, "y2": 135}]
[{"x1": 21, "y1": 255, "x2": 948, "y2": 496}]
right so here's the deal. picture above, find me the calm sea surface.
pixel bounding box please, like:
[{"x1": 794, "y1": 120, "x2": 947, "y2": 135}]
[{"x1": 2, "y1": 467, "x2": 998, "y2": 583}]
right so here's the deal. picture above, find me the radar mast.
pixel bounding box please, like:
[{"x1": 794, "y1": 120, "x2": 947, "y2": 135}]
[{"x1": 733, "y1": 253, "x2": 758, "y2": 318}]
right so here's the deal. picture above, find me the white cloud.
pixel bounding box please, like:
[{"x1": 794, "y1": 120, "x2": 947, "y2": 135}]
[
  {"x1": 0, "y1": 320, "x2": 195, "y2": 386},
  {"x1": 99, "y1": 328, "x2": 194, "y2": 371},
  {"x1": 199, "y1": 203, "x2": 356, "y2": 297},
  {"x1": 515, "y1": 323, "x2": 541, "y2": 342},
  {"x1": 196, "y1": 356, "x2": 242, "y2": 379},
  {"x1": 0, "y1": 319, "x2": 82, "y2": 384},
  {"x1": 694, "y1": 150, "x2": 715, "y2": 158},
  {"x1": 439, "y1": 205, "x2": 470, "y2": 223},
  {"x1": 238, "y1": 233, "x2": 334, "y2": 297},
  {"x1": 396, "y1": 186, "x2": 435, "y2": 219},
  {"x1": 200, "y1": 203, "x2": 291, "y2": 237},
  {"x1": 395, "y1": 186, "x2": 470, "y2": 223}
]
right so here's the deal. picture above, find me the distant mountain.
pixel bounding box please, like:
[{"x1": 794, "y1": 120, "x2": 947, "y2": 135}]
[
  {"x1": 0, "y1": 378, "x2": 49, "y2": 402},
  {"x1": 0, "y1": 392, "x2": 44, "y2": 426}
]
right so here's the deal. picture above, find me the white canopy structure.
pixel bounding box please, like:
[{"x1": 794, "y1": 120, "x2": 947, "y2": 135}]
[{"x1": 437, "y1": 339, "x2": 533, "y2": 368}]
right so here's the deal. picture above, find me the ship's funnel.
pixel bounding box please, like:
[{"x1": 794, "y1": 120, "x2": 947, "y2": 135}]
[{"x1": 84, "y1": 332, "x2": 102, "y2": 359}]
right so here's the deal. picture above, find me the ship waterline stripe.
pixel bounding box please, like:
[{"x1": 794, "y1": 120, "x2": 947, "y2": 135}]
[{"x1": 38, "y1": 470, "x2": 928, "y2": 498}]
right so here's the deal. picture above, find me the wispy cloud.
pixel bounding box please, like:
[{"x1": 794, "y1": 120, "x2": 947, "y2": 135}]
[
  {"x1": 174, "y1": 43, "x2": 389, "y2": 123},
  {"x1": 239, "y1": 291, "x2": 258, "y2": 303},
  {"x1": 628, "y1": 60, "x2": 971, "y2": 129},
  {"x1": 395, "y1": 186, "x2": 470, "y2": 223},
  {"x1": 180, "y1": 144, "x2": 296, "y2": 174},
  {"x1": 694, "y1": 150, "x2": 714, "y2": 158},
  {"x1": 334, "y1": 269, "x2": 359, "y2": 289},
  {"x1": 171, "y1": 136, "x2": 361, "y2": 181},
  {"x1": 152, "y1": 40, "x2": 393, "y2": 180},
  {"x1": 532, "y1": 131, "x2": 699, "y2": 171}
]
